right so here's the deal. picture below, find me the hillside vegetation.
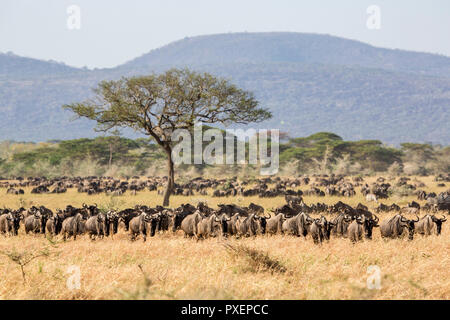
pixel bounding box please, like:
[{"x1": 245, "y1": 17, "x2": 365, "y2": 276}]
[
  {"x1": 1, "y1": 33, "x2": 449, "y2": 144},
  {"x1": 0, "y1": 132, "x2": 448, "y2": 178}
]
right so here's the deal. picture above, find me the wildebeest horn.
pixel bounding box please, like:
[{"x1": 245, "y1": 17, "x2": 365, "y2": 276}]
[
  {"x1": 441, "y1": 215, "x2": 447, "y2": 222},
  {"x1": 373, "y1": 214, "x2": 379, "y2": 222},
  {"x1": 413, "y1": 214, "x2": 420, "y2": 222},
  {"x1": 400, "y1": 215, "x2": 407, "y2": 222}
]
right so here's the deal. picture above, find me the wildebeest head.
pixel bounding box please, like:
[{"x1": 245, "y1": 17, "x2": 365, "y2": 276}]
[
  {"x1": 169, "y1": 212, "x2": 186, "y2": 232},
  {"x1": 97, "y1": 212, "x2": 106, "y2": 225},
  {"x1": 145, "y1": 212, "x2": 161, "y2": 237},
  {"x1": 319, "y1": 216, "x2": 336, "y2": 240},
  {"x1": 38, "y1": 206, "x2": 52, "y2": 233},
  {"x1": 400, "y1": 215, "x2": 420, "y2": 240},
  {"x1": 218, "y1": 213, "x2": 231, "y2": 236},
  {"x1": 177, "y1": 203, "x2": 196, "y2": 215},
  {"x1": 86, "y1": 204, "x2": 99, "y2": 217},
  {"x1": 356, "y1": 214, "x2": 379, "y2": 239},
  {"x1": 53, "y1": 211, "x2": 64, "y2": 235},
  {"x1": 8, "y1": 212, "x2": 22, "y2": 235},
  {"x1": 255, "y1": 213, "x2": 271, "y2": 234},
  {"x1": 106, "y1": 211, "x2": 119, "y2": 235},
  {"x1": 431, "y1": 215, "x2": 447, "y2": 235}
]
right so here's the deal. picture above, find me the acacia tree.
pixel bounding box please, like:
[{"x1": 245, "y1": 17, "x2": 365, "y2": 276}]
[{"x1": 64, "y1": 68, "x2": 271, "y2": 206}]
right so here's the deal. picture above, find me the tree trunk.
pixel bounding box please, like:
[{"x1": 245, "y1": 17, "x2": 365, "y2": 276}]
[
  {"x1": 163, "y1": 148, "x2": 174, "y2": 206},
  {"x1": 109, "y1": 143, "x2": 113, "y2": 169}
]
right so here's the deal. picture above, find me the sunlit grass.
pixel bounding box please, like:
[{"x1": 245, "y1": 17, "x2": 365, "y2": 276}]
[{"x1": 0, "y1": 175, "x2": 448, "y2": 299}]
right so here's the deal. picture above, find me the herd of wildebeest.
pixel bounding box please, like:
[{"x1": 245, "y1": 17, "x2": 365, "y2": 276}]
[{"x1": 0, "y1": 174, "x2": 449, "y2": 244}]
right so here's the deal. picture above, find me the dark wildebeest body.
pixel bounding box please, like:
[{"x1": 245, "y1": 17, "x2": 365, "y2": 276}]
[
  {"x1": 24, "y1": 214, "x2": 42, "y2": 234},
  {"x1": 181, "y1": 211, "x2": 205, "y2": 238},
  {"x1": 415, "y1": 214, "x2": 446, "y2": 236},
  {"x1": 129, "y1": 213, "x2": 153, "y2": 242},
  {"x1": 266, "y1": 213, "x2": 285, "y2": 235},
  {"x1": 308, "y1": 219, "x2": 324, "y2": 244},
  {"x1": 46, "y1": 213, "x2": 63, "y2": 236},
  {"x1": 380, "y1": 214, "x2": 419, "y2": 240},
  {"x1": 196, "y1": 214, "x2": 222, "y2": 239},
  {"x1": 282, "y1": 212, "x2": 314, "y2": 237},
  {"x1": 331, "y1": 213, "x2": 352, "y2": 238},
  {"x1": 347, "y1": 214, "x2": 379, "y2": 243},
  {"x1": 61, "y1": 212, "x2": 86, "y2": 240},
  {"x1": 236, "y1": 213, "x2": 267, "y2": 237},
  {"x1": 0, "y1": 212, "x2": 21, "y2": 236},
  {"x1": 85, "y1": 213, "x2": 108, "y2": 240}
]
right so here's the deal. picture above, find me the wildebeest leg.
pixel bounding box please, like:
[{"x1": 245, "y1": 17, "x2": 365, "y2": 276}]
[{"x1": 140, "y1": 223, "x2": 147, "y2": 242}]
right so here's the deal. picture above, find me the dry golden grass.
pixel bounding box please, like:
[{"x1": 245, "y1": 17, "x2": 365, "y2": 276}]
[{"x1": 0, "y1": 175, "x2": 448, "y2": 300}]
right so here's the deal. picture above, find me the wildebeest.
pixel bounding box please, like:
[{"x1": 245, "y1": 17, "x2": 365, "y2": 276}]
[
  {"x1": 25, "y1": 206, "x2": 51, "y2": 235},
  {"x1": 282, "y1": 212, "x2": 314, "y2": 237},
  {"x1": 106, "y1": 211, "x2": 119, "y2": 236},
  {"x1": 61, "y1": 211, "x2": 88, "y2": 240},
  {"x1": 0, "y1": 210, "x2": 24, "y2": 236},
  {"x1": 226, "y1": 212, "x2": 241, "y2": 236},
  {"x1": 196, "y1": 214, "x2": 222, "y2": 239},
  {"x1": 24, "y1": 213, "x2": 43, "y2": 234},
  {"x1": 169, "y1": 204, "x2": 196, "y2": 232},
  {"x1": 181, "y1": 210, "x2": 205, "y2": 238},
  {"x1": 319, "y1": 216, "x2": 336, "y2": 241},
  {"x1": 308, "y1": 219, "x2": 324, "y2": 244},
  {"x1": 331, "y1": 213, "x2": 352, "y2": 238},
  {"x1": 46, "y1": 211, "x2": 64, "y2": 236},
  {"x1": 128, "y1": 211, "x2": 154, "y2": 242},
  {"x1": 236, "y1": 213, "x2": 269, "y2": 237},
  {"x1": 147, "y1": 212, "x2": 162, "y2": 237},
  {"x1": 85, "y1": 212, "x2": 108, "y2": 240},
  {"x1": 380, "y1": 214, "x2": 419, "y2": 240},
  {"x1": 117, "y1": 208, "x2": 140, "y2": 231},
  {"x1": 6, "y1": 187, "x2": 24, "y2": 195},
  {"x1": 414, "y1": 214, "x2": 446, "y2": 236},
  {"x1": 347, "y1": 214, "x2": 379, "y2": 243},
  {"x1": 266, "y1": 213, "x2": 285, "y2": 235}
]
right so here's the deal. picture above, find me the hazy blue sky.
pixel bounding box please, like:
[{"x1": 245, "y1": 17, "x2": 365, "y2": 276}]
[{"x1": 1, "y1": 0, "x2": 449, "y2": 68}]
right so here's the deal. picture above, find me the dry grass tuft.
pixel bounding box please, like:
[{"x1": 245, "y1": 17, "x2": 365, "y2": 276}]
[{"x1": 224, "y1": 243, "x2": 287, "y2": 274}]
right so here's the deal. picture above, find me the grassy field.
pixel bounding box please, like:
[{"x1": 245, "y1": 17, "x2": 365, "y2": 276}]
[{"x1": 0, "y1": 176, "x2": 448, "y2": 300}]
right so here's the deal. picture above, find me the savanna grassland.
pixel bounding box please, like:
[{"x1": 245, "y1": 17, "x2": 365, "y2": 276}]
[{"x1": 0, "y1": 176, "x2": 448, "y2": 300}]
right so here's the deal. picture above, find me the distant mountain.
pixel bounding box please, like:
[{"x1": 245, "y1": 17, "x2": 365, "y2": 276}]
[
  {"x1": 0, "y1": 32, "x2": 449, "y2": 144},
  {"x1": 0, "y1": 52, "x2": 82, "y2": 79},
  {"x1": 121, "y1": 33, "x2": 450, "y2": 78}
]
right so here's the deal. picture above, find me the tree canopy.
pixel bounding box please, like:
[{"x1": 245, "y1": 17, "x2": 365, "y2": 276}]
[{"x1": 63, "y1": 68, "x2": 271, "y2": 205}]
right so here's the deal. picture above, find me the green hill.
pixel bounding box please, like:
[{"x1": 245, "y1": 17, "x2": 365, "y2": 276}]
[{"x1": 1, "y1": 32, "x2": 449, "y2": 144}]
